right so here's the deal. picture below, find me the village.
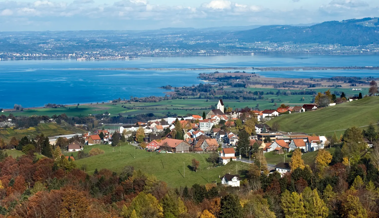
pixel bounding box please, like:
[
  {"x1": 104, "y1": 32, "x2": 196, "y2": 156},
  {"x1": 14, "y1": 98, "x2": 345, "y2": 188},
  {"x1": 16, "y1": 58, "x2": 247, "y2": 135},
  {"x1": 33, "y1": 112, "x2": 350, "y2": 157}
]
[{"x1": 58, "y1": 99, "x2": 335, "y2": 187}]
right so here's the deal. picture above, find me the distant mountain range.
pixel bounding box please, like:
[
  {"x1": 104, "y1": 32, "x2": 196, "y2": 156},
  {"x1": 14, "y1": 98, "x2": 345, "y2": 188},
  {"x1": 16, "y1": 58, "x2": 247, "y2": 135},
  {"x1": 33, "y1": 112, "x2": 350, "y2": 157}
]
[{"x1": 233, "y1": 17, "x2": 379, "y2": 46}]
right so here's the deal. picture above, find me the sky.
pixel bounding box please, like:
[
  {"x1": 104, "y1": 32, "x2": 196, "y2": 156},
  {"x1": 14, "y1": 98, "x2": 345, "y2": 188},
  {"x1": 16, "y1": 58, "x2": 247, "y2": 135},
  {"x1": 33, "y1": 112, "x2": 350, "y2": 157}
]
[{"x1": 0, "y1": 0, "x2": 378, "y2": 31}]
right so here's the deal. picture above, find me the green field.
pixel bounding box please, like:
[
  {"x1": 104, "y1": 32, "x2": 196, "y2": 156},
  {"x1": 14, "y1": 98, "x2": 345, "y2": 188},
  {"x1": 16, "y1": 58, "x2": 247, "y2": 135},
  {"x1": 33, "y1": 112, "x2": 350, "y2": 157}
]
[
  {"x1": 265, "y1": 148, "x2": 336, "y2": 166},
  {"x1": 0, "y1": 123, "x2": 84, "y2": 142},
  {"x1": 267, "y1": 96, "x2": 379, "y2": 137},
  {"x1": 72, "y1": 143, "x2": 249, "y2": 188}
]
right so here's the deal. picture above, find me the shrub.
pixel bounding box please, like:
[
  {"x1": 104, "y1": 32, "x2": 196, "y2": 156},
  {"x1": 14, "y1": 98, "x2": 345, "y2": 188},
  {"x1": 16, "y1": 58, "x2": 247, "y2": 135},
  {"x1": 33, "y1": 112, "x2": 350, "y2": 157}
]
[{"x1": 89, "y1": 148, "x2": 105, "y2": 156}]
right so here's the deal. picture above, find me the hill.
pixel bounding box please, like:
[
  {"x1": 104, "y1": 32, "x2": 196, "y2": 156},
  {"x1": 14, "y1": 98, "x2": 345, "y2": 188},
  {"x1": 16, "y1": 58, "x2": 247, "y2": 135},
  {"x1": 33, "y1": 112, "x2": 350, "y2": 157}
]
[
  {"x1": 73, "y1": 144, "x2": 249, "y2": 188},
  {"x1": 234, "y1": 17, "x2": 379, "y2": 46},
  {"x1": 267, "y1": 96, "x2": 379, "y2": 137},
  {"x1": 0, "y1": 122, "x2": 84, "y2": 142}
]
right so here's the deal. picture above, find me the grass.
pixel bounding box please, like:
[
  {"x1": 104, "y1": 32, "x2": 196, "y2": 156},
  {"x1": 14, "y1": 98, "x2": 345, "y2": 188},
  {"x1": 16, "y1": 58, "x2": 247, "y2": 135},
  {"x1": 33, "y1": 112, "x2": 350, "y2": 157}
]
[
  {"x1": 265, "y1": 148, "x2": 336, "y2": 166},
  {"x1": 4, "y1": 149, "x2": 45, "y2": 159},
  {"x1": 267, "y1": 96, "x2": 379, "y2": 137},
  {"x1": 72, "y1": 143, "x2": 249, "y2": 188},
  {"x1": 0, "y1": 123, "x2": 84, "y2": 142}
]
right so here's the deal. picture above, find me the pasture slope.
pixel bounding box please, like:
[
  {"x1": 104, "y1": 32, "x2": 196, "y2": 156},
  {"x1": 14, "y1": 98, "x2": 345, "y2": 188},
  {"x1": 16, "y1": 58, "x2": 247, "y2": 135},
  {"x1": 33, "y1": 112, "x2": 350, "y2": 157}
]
[
  {"x1": 267, "y1": 96, "x2": 379, "y2": 137},
  {"x1": 73, "y1": 144, "x2": 249, "y2": 188}
]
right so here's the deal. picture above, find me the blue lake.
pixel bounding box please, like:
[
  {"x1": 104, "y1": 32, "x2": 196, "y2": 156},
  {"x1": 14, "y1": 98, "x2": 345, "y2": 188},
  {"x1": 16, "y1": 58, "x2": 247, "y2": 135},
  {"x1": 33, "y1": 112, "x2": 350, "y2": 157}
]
[{"x1": 1, "y1": 55, "x2": 379, "y2": 108}]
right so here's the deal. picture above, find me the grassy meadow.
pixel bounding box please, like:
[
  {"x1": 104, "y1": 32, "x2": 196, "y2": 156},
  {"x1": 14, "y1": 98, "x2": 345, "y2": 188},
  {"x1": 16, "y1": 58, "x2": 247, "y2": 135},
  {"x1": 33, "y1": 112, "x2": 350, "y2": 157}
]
[
  {"x1": 71, "y1": 143, "x2": 250, "y2": 188},
  {"x1": 0, "y1": 123, "x2": 84, "y2": 142},
  {"x1": 267, "y1": 96, "x2": 379, "y2": 137}
]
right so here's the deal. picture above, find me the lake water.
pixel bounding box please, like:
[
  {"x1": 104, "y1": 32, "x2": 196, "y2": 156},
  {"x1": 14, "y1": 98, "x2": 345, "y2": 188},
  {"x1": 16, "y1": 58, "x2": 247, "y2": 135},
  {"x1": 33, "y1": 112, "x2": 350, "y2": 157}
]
[{"x1": 1, "y1": 55, "x2": 379, "y2": 109}]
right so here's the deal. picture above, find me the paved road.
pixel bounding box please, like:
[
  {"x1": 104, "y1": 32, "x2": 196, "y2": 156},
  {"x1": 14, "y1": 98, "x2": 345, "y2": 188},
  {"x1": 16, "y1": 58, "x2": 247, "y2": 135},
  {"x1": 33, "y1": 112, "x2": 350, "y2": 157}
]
[{"x1": 236, "y1": 158, "x2": 276, "y2": 168}]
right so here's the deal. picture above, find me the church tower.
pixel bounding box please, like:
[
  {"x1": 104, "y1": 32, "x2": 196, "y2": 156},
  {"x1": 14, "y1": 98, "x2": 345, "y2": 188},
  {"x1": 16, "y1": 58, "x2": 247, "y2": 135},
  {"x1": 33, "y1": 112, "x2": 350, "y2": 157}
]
[{"x1": 217, "y1": 99, "x2": 225, "y2": 113}]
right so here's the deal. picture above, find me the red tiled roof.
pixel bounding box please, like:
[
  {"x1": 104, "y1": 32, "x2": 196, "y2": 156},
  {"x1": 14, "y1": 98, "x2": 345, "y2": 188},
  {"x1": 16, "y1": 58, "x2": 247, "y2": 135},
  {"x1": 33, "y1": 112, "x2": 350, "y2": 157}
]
[
  {"x1": 159, "y1": 138, "x2": 186, "y2": 148},
  {"x1": 262, "y1": 110, "x2": 277, "y2": 114},
  {"x1": 308, "y1": 136, "x2": 320, "y2": 142},
  {"x1": 277, "y1": 108, "x2": 289, "y2": 113},
  {"x1": 223, "y1": 148, "x2": 235, "y2": 154},
  {"x1": 90, "y1": 135, "x2": 101, "y2": 140},
  {"x1": 205, "y1": 139, "x2": 219, "y2": 150},
  {"x1": 275, "y1": 140, "x2": 289, "y2": 148},
  {"x1": 199, "y1": 119, "x2": 211, "y2": 123},
  {"x1": 192, "y1": 115, "x2": 202, "y2": 119},
  {"x1": 293, "y1": 139, "x2": 306, "y2": 147}
]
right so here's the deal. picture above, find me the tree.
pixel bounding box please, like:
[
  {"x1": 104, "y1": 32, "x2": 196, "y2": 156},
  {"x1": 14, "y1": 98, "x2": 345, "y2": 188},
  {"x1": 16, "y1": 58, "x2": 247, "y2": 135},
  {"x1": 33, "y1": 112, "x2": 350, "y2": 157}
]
[
  {"x1": 60, "y1": 189, "x2": 90, "y2": 218},
  {"x1": 315, "y1": 92, "x2": 323, "y2": 105},
  {"x1": 89, "y1": 148, "x2": 105, "y2": 156},
  {"x1": 290, "y1": 149, "x2": 305, "y2": 171},
  {"x1": 99, "y1": 132, "x2": 104, "y2": 140},
  {"x1": 0, "y1": 138, "x2": 5, "y2": 149},
  {"x1": 319, "y1": 95, "x2": 331, "y2": 107},
  {"x1": 41, "y1": 137, "x2": 53, "y2": 158},
  {"x1": 237, "y1": 129, "x2": 250, "y2": 158},
  {"x1": 243, "y1": 116, "x2": 257, "y2": 135},
  {"x1": 192, "y1": 158, "x2": 199, "y2": 172},
  {"x1": 302, "y1": 187, "x2": 329, "y2": 218},
  {"x1": 9, "y1": 137, "x2": 19, "y2": 148},
  {"x1": 52, "y1": 146, "x2": 62, "y2": 161},
  {"x1": 136, "y1": 127, "x2": 145, "y2": 143},
  {"x1": 364, "y1": 123, "x2": 377, "y2": 143},
  {"x1": 315, "y1": 149, "x2": 332, "y2": 178},
  {"x1": 369, "y1": 80, "x2": 378, "y2": 96},
  {"x1": 351, "y1": 175, "x2": 364, "y2": 190},
  {"x1": 331, "y1": 132, "x2": 340, "y2": 146},
  {"x1": 281, "y1": 190, "x2": 306, "y2": 218},
  {"x1": 235, "y1": 119, "x2": 242, "y2": 129},
  {"x1": 112, "y1": 132, "x2": 121, "y2": 146},
  {"x1": 342, "y1": 127, "x2": 366, "y2": 165},
  {"x1": 126, "y1": 192, "x2": 163, "y2": 218},
  {"x1": 341, "y1": 92, "x2": 346, "y2": 99},
  {"x1": 207, "y1": 152, "x2": 219, "y2": 166},
  {"x1": 242, "y1": 195, "x2": 275, "y2": 218},
  {"x1": 341, "y1": 194, "x2": 368, "y2": 218},
  {"x1": 22, "y1": 144, "x2": 36, "y2": 154},
  {"x1": 219, "y1": 194, "x2": 242, "y2": 218},
  {"x1": 202, "y1": 111, "x2": 206, "y2": 120},
  {"x1": 358, "y1": 93, "x2": 363, "y2": 99},
  {"x1": 192, "y1": 184, "x2": 207, "y2": 204},
  {"x1": 200, "y1": 210, "x2": 215, "y2": 218},
  {"x1": 254, "y1": 149, "x2": 268, "y2": 173},
  {"x1": 174, "y1": 119, "x2": 184, "y2": 140}
]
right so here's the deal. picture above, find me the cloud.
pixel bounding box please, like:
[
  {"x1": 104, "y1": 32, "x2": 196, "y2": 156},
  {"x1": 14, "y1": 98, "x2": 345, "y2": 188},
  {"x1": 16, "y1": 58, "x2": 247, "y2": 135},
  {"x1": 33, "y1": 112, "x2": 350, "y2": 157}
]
[
  {"x1": 329, "y1": 0, "x2": 369, "y2": 8},
  {"x1": 204, "y1": 0, "x2": 232, "y2": 10},
  {"x1": 0, "y1": 9, "x2": 13, "y2": 16}
]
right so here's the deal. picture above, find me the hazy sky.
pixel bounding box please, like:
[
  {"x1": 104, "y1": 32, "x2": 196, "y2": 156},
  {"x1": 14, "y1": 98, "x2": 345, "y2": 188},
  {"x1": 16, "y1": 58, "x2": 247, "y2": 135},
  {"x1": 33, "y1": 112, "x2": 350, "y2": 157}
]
[{"x1": 1, "y1": 0, "x2": 378, "y2": 31}]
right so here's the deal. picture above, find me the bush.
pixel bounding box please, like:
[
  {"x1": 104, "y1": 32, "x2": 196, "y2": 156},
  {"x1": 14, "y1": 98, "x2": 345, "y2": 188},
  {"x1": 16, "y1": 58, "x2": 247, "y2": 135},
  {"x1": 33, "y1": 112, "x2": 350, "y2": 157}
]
[
  {"x1": 89, "y1": 148, "x2": 105, "y2": 156},
  {"x1": 22, "y1": 144, "x2": 36, "y2": 154}
]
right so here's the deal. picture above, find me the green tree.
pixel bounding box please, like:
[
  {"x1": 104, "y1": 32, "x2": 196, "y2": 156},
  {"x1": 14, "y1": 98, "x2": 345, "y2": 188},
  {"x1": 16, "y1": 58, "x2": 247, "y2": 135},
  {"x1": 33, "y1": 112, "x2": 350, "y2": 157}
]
[
  {"x1": 237, "y1": 129, "x2": 250, "y2": 158},
  {"x1": 126, "y1": 192, "x2": 163, "y2": 218},
  {"x1": 112, "y1": 132, "x2": 121, "y2": 146},
  {"x1": 235, "y1": 119, "x2": 242, "y2": 129},
  {"x1": 341, "y1": 195, "x2": 367, "y2": 218},
  {"x1": 219, "y1": 194, "x2": 242, "y2": 218},
  {"x1": 161, "y1": 192, "x2": 181, "y2": 217},
  {"x1": 351, "y1": 175, "x2": 364, "y2": 190},
  {"x1": 302, "y1": 187, "x2": 329, "y2": 218},
  {"x1": 52, "y1": 146, "x2": 62, "y2": 161},
  {"x1": 136, "y1": 127, "x2": 145, "y2": 143},
  {"x1": 192, "y1": 184, "x2": 206, "y2": 204},
  {"x1": 41, "y1": 137, "x2": 52, "y2": 158},
  {"x1": 22, "y1": 144, "x2": 36, "y2": 154},
  {"x1": 323, "y1": 184, "x2": 336, "y2": 203},
  {"x1": 242, "y1": 195, "x2": 275, "y2": 218},
  {"x1": 342, "y1": 127, "x2": 366, "y2": 165},
  {"x1": 99, "y1": 132, "x2": 104, "y2": 140},
  {"x1": 365, "y1": 123, "x2": 377, "y2": 142},
  {"x1": 290, "y1": 149, "x2": 305, "y2": 171},
  {"x1": 281, "y1": 190, "x2": 306, "y2": 218},
  {"x1": 174, "y1": 120, "x2": 184, "y2": 140},
  {"x1": 202, "y1": 111, "x2": 206, "y2": 120}
]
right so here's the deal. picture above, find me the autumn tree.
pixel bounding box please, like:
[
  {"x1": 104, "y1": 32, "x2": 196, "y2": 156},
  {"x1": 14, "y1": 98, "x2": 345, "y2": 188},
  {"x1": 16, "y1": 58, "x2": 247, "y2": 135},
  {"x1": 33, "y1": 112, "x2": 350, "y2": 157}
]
[
  {"x1": 219, "y1": 194, "x2": 242, "y2": 218},
  {"x1": 281, "y1": 190, "x2": 306, "y2": 218},
  {"x1": 290, "y1": 149, "x2": 305, "y2": 171},
  {"x1": 200, "y1": 210, "x2": 215, "y2": 218},
  {"x1": 60, "y1": 189, "x2": 90, "y2": 218},
  {"x1": 125, "y1": 192, "x2": 163, "y2": 218},
  {"x1": 315, "y1": 149, "x2": 332, "y2": 178},
  {"x1": 192, "y1": 158, "x2": 200, "y2": 172},
  {"x1": 302, "y1": 187, "x2": 329, "y2": 218},
  {"x1": 342, "y1": 127, "x2": 366, "y2": 165},
  {"x1": 136, "y1": 127, "x2": 145, "y2": 143},
  {"x1": 9, "y1": 137, "x2": 19, "y2": 148},
  {"x1": 52, "y1": 146, "x2": 62, "y2": 161},
  {"x1": 254, "y1": 149, "x2": 268, "y2": 173},
  {"x1": 341, "y1": 194, "x2": 368, "y2": 218},
  {"x1": 174, "y1": 119, "x2": 184, "y2": 140},
  {"x1": 243, "y1": 116, "x2": 257, "y2": 135},
  {"x1": 242, "y1": 194, "x2": 276, "y2": 218}
]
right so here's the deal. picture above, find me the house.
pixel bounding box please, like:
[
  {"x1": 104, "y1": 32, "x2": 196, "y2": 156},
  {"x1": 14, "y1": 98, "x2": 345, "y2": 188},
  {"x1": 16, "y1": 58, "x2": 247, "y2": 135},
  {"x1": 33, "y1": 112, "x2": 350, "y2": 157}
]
[
  {"x1": 88, "y1": 135, "x2": 101, "y2": 145},
  {"x1": 250, "y1": 139, "x2": 265, "y2": 149},
  {"x1": 257, "y1": 133, "x2": 283, "y2": 141},
  {"x1": 219, "y1": 148, "x2": 236, "y2": 165},
  {"x1": 303, "y1": 104, "x2": 318, "y2": 111},
  {"x1": 199, "y1": 119, "x2": 213, "y2": 132},
  {"x1": 291, "y1": 106, "x2": 305, "y2": 113},
  {"x1": 289, "y1": 139, "x2": 307, "y2": 152},
  {"x1": 221, "y1": 174, "x2": 240, "y2": 187},
  {"x1": 146, "y1": 140, "x2": 160, "y2": 151},
  {"x1": 153, "y1": 125, "x2": 164, "y2": 133},
  {"x1": 217, "y1": 130, "x2": 227, "y2": 142},
  {"x1": 261, "y1": 110, "x2": 279, "y2": 119},
  {"x1": 255, "y1": 124, "x2": 270, "y2": 134},
  {"x1": 206, "y1": 109, "x2": 225, "y2": 119},
  {"x1": 268, "y1": 140, "x2": 289, "y2": 153},
  {"x1": 148, "y1": 133, "x2": 161, "y2": 142},
  {"x1": 211, "y1": 128, "x2": 221, "y2": 137},
  {"x1": 194, "y1": 138, "x2": 219, "y2": 153},
  {"x1": 275, "y1": 162, "x2": 291, "y2": 177},
  {"x1": 192, "y1": 115, "x2": 203, "y2": 120},
  {"x1": 307, "y1": 136, "x2": 327, "y2": 152},
  {"x1": 217, "y1": 99, "x2": 225, "y2": 113},
  {"x1": 68, "y1": 142, "x2": 83, "y2": 152},
  {"x1": 227, "y1": 133, "x2": 239, "y2": 146},
  {"x1": 277, "y1": 108, "x2": 290, "y2": 114},
  {"x1": 158, "y1": 138, "x2": 191, "y2": 153}
]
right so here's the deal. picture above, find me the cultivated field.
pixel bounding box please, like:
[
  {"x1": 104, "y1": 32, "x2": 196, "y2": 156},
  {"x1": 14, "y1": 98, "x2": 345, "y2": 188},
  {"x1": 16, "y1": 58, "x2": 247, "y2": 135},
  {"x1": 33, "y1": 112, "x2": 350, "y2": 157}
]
[
  {"x1": 72, "y1": 143, "x2": 250, "y2": 188},
  {"x1": 267, "y1": 96, "x2": 379, "y2": 137}
]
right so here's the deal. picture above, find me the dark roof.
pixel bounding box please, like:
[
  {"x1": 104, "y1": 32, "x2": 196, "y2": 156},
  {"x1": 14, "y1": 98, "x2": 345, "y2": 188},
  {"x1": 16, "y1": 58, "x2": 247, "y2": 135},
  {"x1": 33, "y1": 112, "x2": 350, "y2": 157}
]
[
  {"x1": 292, "y1": 106, "x2": 304, "y2": 111},
  {"x1": 149, "y1": 133, "x2": 161, "y2": 141},
  {"x1": 219, "y1": 99, "x2": 224, "y2": 106},
  {"x1": 68, "y1": 141, "x2": 82, "y2": 150},
  {"x1": 262, "y1": 110, "x2": 277, "y2": 114},
  {"x1": 275, "y1": 162, "x2": 291, "y2": 169},
  {"x1": 256, "y1": 124, "x2": 270, "y2": 129},
  {"x1": 303, "y1": 104, "x2": 317, "y2": 110},
  {"x1": 211, "y1": 109, "x2": 225, "y2": 115},
  {"x1": 222, "y1": 174, "x2": 240, "y2": 181}
]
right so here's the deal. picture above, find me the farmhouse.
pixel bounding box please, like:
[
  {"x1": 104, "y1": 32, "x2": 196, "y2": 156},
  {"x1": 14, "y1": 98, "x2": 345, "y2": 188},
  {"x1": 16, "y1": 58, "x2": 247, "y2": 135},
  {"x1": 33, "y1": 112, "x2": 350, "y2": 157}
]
[
  {"x1": 158, "y1": 138, "x2": 191, "y2": 153},
  {"x1": 275, "y1": 162, "x2": 291, "y2": 177},
  {"x1": 291, "y1": 106, "x2": 305, "y2": 113},
  {"x1": 219, "y1": 148, "x2": 236, "y2": 165},
  {"x1": 303, "y1": 104, "x2": 318, "y2": 111},
  {"x1": 68, "y1": 141, "x2": 83, "y2": 152},
  {"x1": 266, "y1": 140, "x2": 289, "y2": 153},
  {"x1": 199, "y1": 119, "x2": 213, "y2": 132},
  {"x1": 88, "y1": 135, "x2": 101, "y2": 145},
  {"x1": 146, "y1": 140, "x2": 160, "y2": 151},
  {"x1": 261, "y1": 110, "x2": 279, "y2": 119},
  {"x1": 193, "y1": 138, "x2": 219, "y2": 153},
  {"x1": 289, "y1": 139, "x2": 307, "y2": 152},
  {"x1": 221, "y1": 174, "x2": 241, "y2": 187}
]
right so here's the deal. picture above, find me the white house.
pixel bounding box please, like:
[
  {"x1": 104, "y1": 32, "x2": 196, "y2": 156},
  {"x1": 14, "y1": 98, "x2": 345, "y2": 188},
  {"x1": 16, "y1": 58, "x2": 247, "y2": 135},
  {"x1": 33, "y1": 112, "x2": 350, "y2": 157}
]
[
  {"x1": 261, "y1": 110, "x2": 279, "y2": 119},
  {"x1": 67, "y1": 142, "x2": 83, "y2": 152},
  {"x1": 275, "y1": 162, "x2": 291, "y2": 177},
  {"x1": 199, "y1": 119, "x2": 213, "y2": 132},
  {"x1": 306, "y1": 136, "x2": 327, "y2": 152},
  {"x1": 221, "y1": 174, "x2": 240, "y2": 187},
  {"x1": 219, "y1": 148, "x2": 236, "y2": 165}
]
